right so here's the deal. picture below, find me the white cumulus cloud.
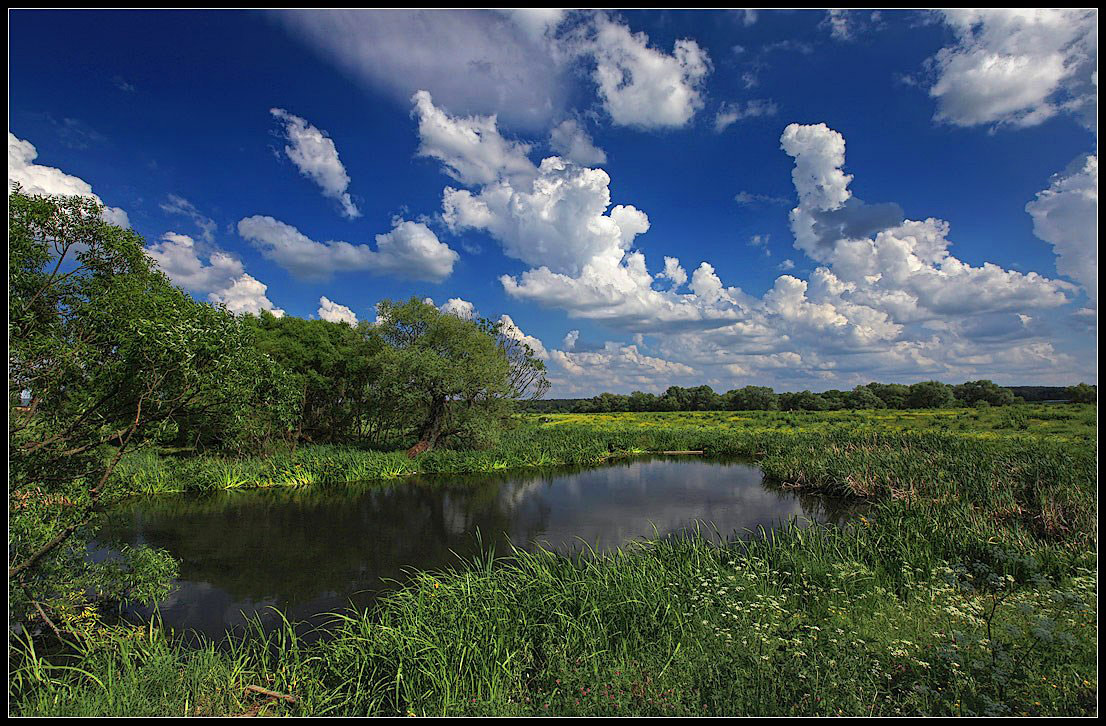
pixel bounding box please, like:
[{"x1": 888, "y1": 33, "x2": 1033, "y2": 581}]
[
  {"x1": 8, "y1": 132, "x2": 130, "y2": 227},
  {"x1": 1026, "y1": 154, "x2": 1098, "y2": 305},
  {"x1": 583, "y1": 15, "x2": 712, "y2": 129},
  {"x1": 928, "y1": 9, "x2": 1098, "y2": 129},
  {"x1": 145, "y1": 231, "x2": 285, "y2": 317},
  {"x1": 270, "y1": 108, "x2": 360, "y2": 218},
  {"x1": 210, "y1": 274, "x2": 285, "y2": 318},
  {"x1": 412, "y1": 90, "x2": 537, "y2": 187},
  {"x1": 237, "y1": 215, "x2": 458, "y2": 282},
  {"x1": 440, "y1": 297, "x2": 476, "y2": 319},
  {"x1": 318, "y1": 296, "x2": 358, "y2": 324}
]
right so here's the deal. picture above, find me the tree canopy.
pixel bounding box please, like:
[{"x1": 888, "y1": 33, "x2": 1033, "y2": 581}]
[
  {"x1": 7, "y1": 190, "x2": 552, "y2": 632},
  {"x1": 9, "y1": 188, "x2": 295, "y2": 624},
  {"x1": 370, "y1": 298, "x2": 548, "y2": 453}
]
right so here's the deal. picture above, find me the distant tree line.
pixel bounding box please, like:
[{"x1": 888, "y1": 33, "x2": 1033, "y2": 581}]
[{"x1": 521, "y1": 380, "x2": 1096, "y2": 414}]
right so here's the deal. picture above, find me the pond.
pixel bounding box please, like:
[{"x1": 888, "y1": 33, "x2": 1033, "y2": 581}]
[{"x1": 94, "y1": 456, "x2": 857, "y2": 640}]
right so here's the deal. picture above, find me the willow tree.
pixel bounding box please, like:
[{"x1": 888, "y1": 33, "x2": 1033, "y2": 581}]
[
  {"x1": 370, "y1": 298, "x2": 548, "y2": 455},
  {"x1": 8, "y1": 188, "x2": 295, "y2": 628}
]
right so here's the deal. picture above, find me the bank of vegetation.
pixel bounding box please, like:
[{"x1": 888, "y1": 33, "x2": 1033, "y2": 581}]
[
  {"x1": 12, "y1": 417, "x2": 1098, "y2": 716},
  {"x1": 8, "y1": 190, "x2": 1099, "y2": 716},
  {"x1": 9, "y1": 189, "x2": 547, "y2": 644}
]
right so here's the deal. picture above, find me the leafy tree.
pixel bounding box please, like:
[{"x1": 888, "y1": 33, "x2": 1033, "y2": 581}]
[
  {"x1": 864, "y1": 382, "x2": 911, "y2": 409},
  {"x1": 8, "y1": 189, "x2": 294, "y2": 627},
  {"x1": 818, "y1": 389, "x2": 849, "y2": 411},
  {"x1": 244, "y1": 312, "x2": 382, "y2": 444},
  {"x1": 627, "y1": 390, "x2": 659, "y2": 412},
  {"x1": 906, "y1": 380, "x2": 956, "y2": 409},
  {"x1": 725, "y1": 385, "x2": 778, "y2": 411},
  {"x1": 845, "y1": 385, "x2": 886, "y2": 410},
  {"x1": 369, "y1": 298, "x2": 548, "y2": 454},
  {"x1": 953, "y1": 379, "x2": 1018, "y2": 407},
  {"x1": 1065, "y1": 382, "x2": 1097, "y2": 404},
  {"x1": 778, "y1": 391, "x2": 827, "y2": 411},
  {"x1": 658, "y1": 385, "x2": 689, "y2": 411},
  {"x1": 683, "y1": 385, "x2": 719, "y2": 411}
]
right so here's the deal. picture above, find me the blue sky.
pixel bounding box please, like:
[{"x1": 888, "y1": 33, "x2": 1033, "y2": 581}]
[{"x1": 9, "y1": 9, "x2": 1098, "y2": 395}]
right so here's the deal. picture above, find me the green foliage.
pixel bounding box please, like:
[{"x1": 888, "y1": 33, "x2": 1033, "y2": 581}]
[
  {"x1": 906, "y1": 380, "x2": 957, "y2": 409},
  {"x1": 8, "y1": 188, "x2": 294, "y2": 629},
  {"x1": 368, "y1": 298, "x2": 548, "y2": 451},
  {"x1": 243, "y1": 311, "x2": 382, "y2": 444},
  {"x1": 1064, "y1": 383, "x2": 1097, "y2": 404},
  {"x1": 565, "y1": 379, "x2": 1046, "y2": 414},
  {"x1": 845, "y1": 385, "x2": 886, "y2": 410},
  {"x1": 725, "y1": 385, "x2": 779, "y2": 411},
  {"x1": 955, "y1": 380, "x2": 1019, "y2": 407},
  {"x1": 779, "y1": 390, "x2": 829, "y2": 411},
  {"x1": 10, "y1": 405, "x2": 1098, "y2": 716},
  {"x1": 863, "y1": 382, "x2": 912, "y2": 409},
  {"x1": 11, "y1": 534, "x2": 1096, "y2": 716}
]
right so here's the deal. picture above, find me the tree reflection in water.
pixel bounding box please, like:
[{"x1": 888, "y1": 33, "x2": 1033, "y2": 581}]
[{"x1": 94, "y1": 456, "x2": 860, "y2": 640}]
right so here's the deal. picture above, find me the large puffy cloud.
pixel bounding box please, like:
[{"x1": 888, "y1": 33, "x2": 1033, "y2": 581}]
[
  {"x1": 8, "y1": 133, "x2": 130, "y2": 227},
  {"x1": 639, "y1": 123, "x2": 1084, "y2": 389},
  {"x1": 778, "y1": 122, "x2": 1072, "y2": 321},
  {"x1": 210, "y1": 274, "x2": 285, "y2": 317},
  {"x1": 928, "y1": 9, "x2": 1098, "y2": 129},
  {"x1": 271, "y1": 108, "x2": 360, "y2": 218},
  {"x1": 237, "y1": 215, "x2": 458, "y2": 282},
  {"x1": 418, "y1": 93, "x2": 748, "y2": 331},
  {"x1": 373, "y1": 219, "x2": 461, "y2": 281},
  {"x1": 548, "y1": 119, "x2": 606, "y2": 165},
  {"x1": 146, "y1": 232, "x2": 244, "y2": 293},
  {"x1": 145, "y1": 231, "x2": 285, "y2": 317},
  {"x1": 1026, "y1": 154, "x2": 1098, "y2": 305},
  {"x1": 582, "y1": 15, "x2": 711, "y2": 129},
  {"x1": 273, "y1": 9, "x2": 573, "y2": 131},
  {"x1": 439, "y1": 297, "x2": 476, "y2": 320},
  {"x1": 412, "y1": 90, "x2": 537, "y2": 187},
  {"x1": 276, "y1": 11, "x2": 710, "y2": 132},
  {"x1": 414, "y1": 89, "x2": 1089, "y2": 390},
  {"x1": 444, "y1": 156, "x2": 646, "y2": 275},
  {"x1": 318, "y1": 296, "x2": 358, "y2": 325}
]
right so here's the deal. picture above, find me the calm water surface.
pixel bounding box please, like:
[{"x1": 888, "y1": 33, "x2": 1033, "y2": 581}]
[{"x1": 95, "y1": 456, "x2": 856, "y2": 639}]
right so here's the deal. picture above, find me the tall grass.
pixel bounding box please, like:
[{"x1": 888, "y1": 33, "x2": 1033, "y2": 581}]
[
  {"x1": 110, "y1": 417, "x2": 1098, "y2": 552},
  {"x1": 12, "y1": 522, "x2": 1096, "y2": 716},
  {"x1": 14, "y1": 407, "x2": 1098, "y2": 716}
]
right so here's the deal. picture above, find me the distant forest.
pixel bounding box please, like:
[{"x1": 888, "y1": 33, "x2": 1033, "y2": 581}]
[{"x1": 519, "y1": 383, "x2": 1096, "y2": 413}]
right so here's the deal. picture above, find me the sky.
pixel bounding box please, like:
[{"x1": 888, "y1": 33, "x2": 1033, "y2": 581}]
[{"x1": 8, "y1": 9, "x2": 1098, "y2": 396}]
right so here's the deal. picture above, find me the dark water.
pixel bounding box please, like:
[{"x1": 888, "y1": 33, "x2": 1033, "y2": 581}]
[{"x1": 95, "y1": 456, "x2": 856, "y2": 639}]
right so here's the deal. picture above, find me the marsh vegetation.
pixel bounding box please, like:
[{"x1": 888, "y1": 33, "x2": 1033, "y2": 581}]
[{"x1": 8, "y1": 191, "x2": 1098, "y2": 716}]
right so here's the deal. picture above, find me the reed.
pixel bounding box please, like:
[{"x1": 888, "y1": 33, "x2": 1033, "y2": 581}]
[{"x1": 14, "y1": 406, "x2": 1096, "y2": 716}]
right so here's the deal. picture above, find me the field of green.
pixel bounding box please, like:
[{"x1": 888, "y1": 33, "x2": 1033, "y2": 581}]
[
  {"x1": 11, "y1": 405, "x2": 1098, "y2": 716},
  {"x1": 107, "y1": 404, "x2": 1096, "y2": 494}
]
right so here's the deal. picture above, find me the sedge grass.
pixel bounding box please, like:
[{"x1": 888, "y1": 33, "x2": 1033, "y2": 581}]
[{"x1": 13, "y1": 406, "x2": 1097, "y2": 716}]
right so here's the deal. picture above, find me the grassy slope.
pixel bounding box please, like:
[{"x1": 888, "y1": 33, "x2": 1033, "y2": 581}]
[{"x1": 11, "y1": 405, "x2": 1098, "y2": 716}]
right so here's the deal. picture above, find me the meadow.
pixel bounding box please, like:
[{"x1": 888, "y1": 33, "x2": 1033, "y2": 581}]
[
  {"x1": 108, "y1": 404, "x2": 1096, "y2": 494},
  {"x1": 10, "y1": 405, "x2": 1098, "y2": 716}
]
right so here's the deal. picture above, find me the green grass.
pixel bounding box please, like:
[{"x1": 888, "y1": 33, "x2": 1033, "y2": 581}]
[
  {"x1": 108, "y1": 404, "x2": 1097, "y2": 494},
  {"x1": 11, "y1": 405, "x2": 1098, "y2": 716}
]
